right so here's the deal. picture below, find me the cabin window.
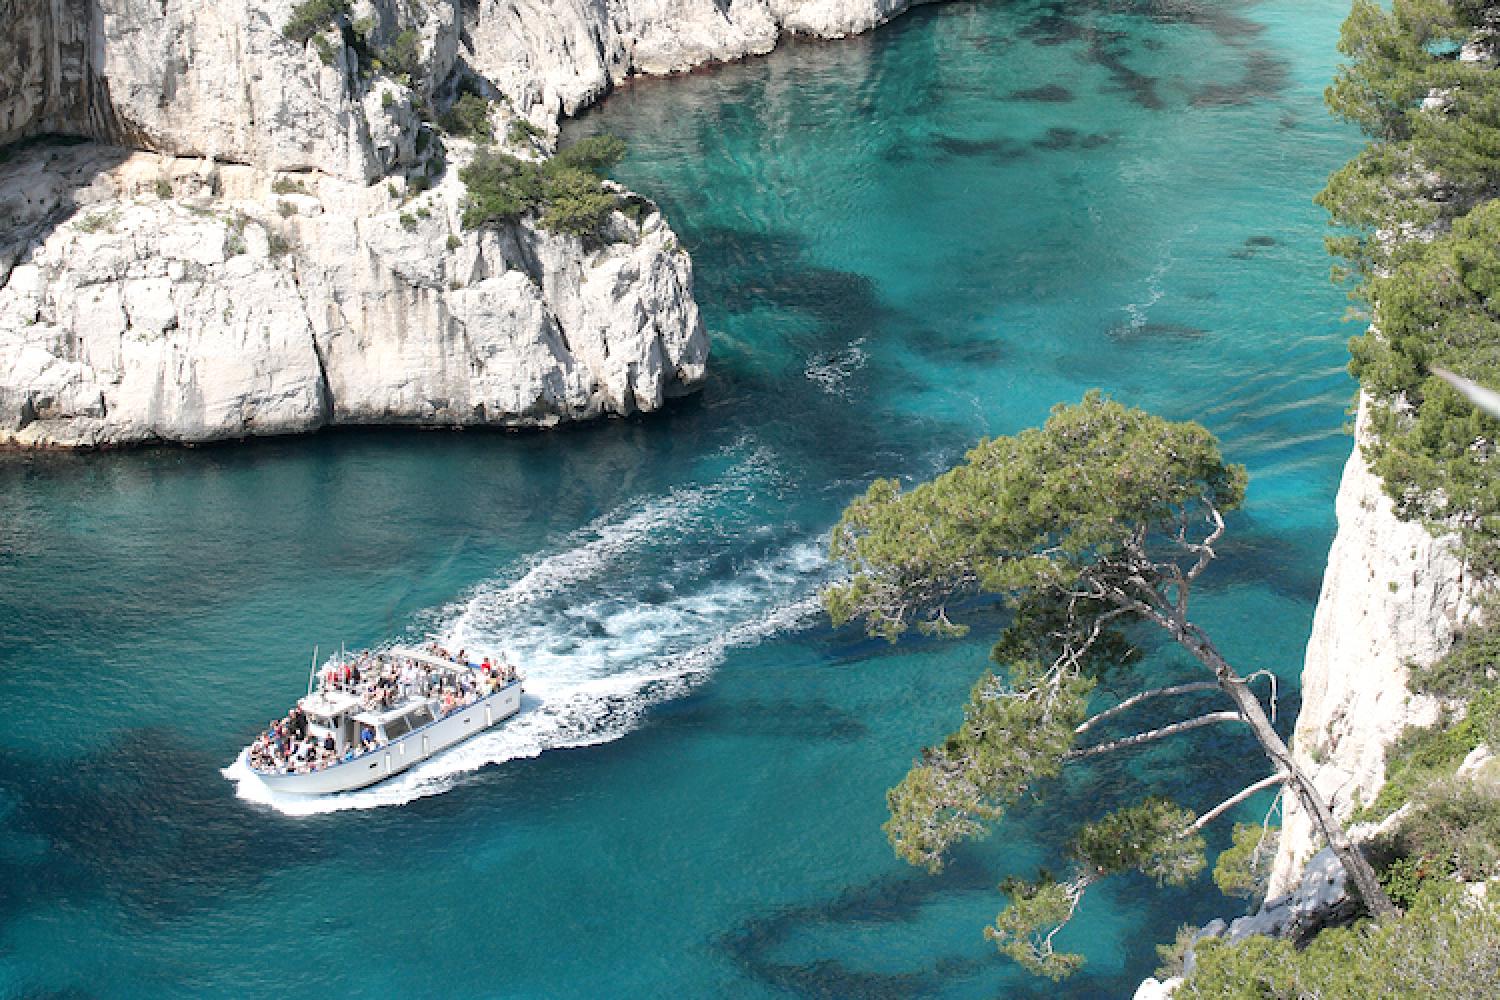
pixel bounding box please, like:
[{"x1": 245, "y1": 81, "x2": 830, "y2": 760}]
[
  {"x1": 384, "y1": 716, "x2": 412, "y2": 739},
  {"x1": 407, "y1": 706, "x2": 435, "y2": 728}
]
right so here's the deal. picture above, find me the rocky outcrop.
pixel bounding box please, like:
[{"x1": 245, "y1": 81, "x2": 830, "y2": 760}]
[
  {"x1": 2, "y1": 0, "x2": 932, "y2": 171},
  {"x1": 1132, "y1": 848, "x2": 1361, "y2": 1000},
  {"x1": 465, "y1": 0, "x2": 931, "y2": 118},
  {"x1": 1, "y1": 0, "x2": 935, "y2": 447},
  {"x1": 1, "y1": 0, "x2": 449, "y2": 183},
  {"x1": 1267, "y1": 396, "x2": 1475, "y2": 896},
  {"x1": 0, "y1": 143, "x2": 706, "y2": 446}
]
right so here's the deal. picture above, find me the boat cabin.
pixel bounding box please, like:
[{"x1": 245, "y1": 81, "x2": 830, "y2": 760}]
[
  {"x1": 353, "y1": 700, "x2": 438, "y2": 747},
  {"x1": 297, "y1": 689, "x2": 363, "y2": 753}
]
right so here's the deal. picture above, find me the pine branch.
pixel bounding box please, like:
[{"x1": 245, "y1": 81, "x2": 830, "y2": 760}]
[
  {"x1": 1074, "y1": 681, "x2": 1223, "y2": 735},
  {"x1": 1065, "y1": 711, "x2": 1242, "y2": 760},
  {"x1": 1192, "y1": 774, "x2": 1284, "y2": 832}
]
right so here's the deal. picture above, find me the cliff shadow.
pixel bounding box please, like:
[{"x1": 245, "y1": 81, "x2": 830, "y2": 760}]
[{"x1": 0, "y1": 137, "x2": 134, "y2": 279}]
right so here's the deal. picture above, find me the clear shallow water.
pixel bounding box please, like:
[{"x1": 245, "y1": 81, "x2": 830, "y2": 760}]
[{"x1": 0, "y1": 2, "x2": 1359, "y2": 996}]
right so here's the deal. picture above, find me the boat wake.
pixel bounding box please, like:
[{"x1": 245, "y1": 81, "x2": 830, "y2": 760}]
[{"x1": 227, "y1": 450, "x2": 830, "y2": 815}]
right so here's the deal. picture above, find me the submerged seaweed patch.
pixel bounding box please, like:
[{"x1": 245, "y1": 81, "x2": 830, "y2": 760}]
[
  {"x1": 1008, "y1": 84, "x2": 1076, "y2": 103},
  {"x1": 1193, "y1": 51, "x2": 1291, "y2": 107},
  {"x1": 932, "y1": 134, "x2": 1032, "y2": 160},
  {"x1": 718, "y1": 853, "x2": 997, "y2": 999},
  {"x1": 1033, "y1": 128, "x2": 1117, "y2": 151}
]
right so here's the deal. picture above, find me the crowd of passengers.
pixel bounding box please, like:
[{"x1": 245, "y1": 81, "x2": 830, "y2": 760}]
[{"x1": 247, "y1": 646, "x2": 519, "y2": 775}]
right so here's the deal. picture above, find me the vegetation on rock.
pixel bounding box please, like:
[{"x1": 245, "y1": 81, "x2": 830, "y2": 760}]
[
  {"x1": 282, "y1": 0, "x2": 350, "y2": 47},
  {"x1": 459, "y1": 135, "x2": 627, "y2": 239},
  {"x1": 1176, "y1": 886, "x2": 1500, "y2": 999},
  {"x1": 1323, "y1": 0, "x2": 1500, "y2": 572},
  {"x1": 440, "y1": 93, "x2": 496, "y2": 143}
]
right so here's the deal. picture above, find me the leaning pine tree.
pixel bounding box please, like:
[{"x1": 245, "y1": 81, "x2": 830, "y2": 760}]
[{"x1": 823, "y1": 392, "x2": 1398, "y2": 979}]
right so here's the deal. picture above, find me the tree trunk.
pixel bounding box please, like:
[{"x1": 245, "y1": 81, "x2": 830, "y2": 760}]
[{"x1": 1172, "y1": 621, "x2": 1401, "y2": 919}]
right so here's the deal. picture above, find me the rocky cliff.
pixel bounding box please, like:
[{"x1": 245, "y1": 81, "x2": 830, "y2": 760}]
[
  {"x1": 0, "y1": 0, "x2": 929, "y2": 447},
  {"x1": 0, "y1": 143, "x2": 705, "y2": 446},
  {"x1": 1267, "y1": 396, "x2": 1475, "y2": 895}
]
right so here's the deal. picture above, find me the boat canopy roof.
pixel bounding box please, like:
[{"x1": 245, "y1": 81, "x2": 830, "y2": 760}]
[
  {"x1": 300, "y1": 690, "x2": 362, "y2": 717},
  {"x1": 384, "y1": 646, "x2": 475, "y2": 671},
  {"x1": 354, "y1": 700, "x2": 434, "y2": 727}
]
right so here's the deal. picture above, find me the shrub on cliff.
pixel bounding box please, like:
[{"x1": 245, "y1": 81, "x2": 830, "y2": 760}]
[
  {"x1": 440, "y1": 94, "x2": 496, "y2": 143},
  {"x1": 283, "y1": 0, "x2": 351, "y2": 47},
  {"x1": 1177, "y1": 887, "x2": 1500, "y2": 999},
  {"x1": 459, "y1": 151, "x2": 542, "y2": 228},
  {"x1": 459, "y1": 136, "x2": 627, "y2": 239}
]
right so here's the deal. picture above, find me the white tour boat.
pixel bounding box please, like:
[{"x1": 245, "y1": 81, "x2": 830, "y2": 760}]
[{"x1": 238, "y1": 646, "x2": 523, "y2": 796}]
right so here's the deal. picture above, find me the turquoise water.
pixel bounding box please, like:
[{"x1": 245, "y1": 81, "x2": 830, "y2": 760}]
[{"x1": 0, "y1": 2, "x2": 1360, "y2": 996}]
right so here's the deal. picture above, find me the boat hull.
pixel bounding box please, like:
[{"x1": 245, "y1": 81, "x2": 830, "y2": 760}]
[{"x1": 247, "y1": 682, "x2": 523, "y2": 796}]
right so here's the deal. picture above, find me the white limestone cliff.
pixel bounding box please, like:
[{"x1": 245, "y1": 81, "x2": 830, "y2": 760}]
[
  {"x1": 0, "y1": 144, "x2": 706, "y2": 446},
  {"x1": 1266, "y1": 396, "x2": 1475, "y2": 896},
  {"x1": 1, "y1": 0, "x2": 933, "y2": 447},
  {"x1": 465, "y1": 0, "x2": 930, "y2": 118}
]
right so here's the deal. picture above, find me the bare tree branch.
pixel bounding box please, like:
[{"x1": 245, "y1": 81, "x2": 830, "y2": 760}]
[
  {"x1": 1065, "y1": 711, "x2": 1242, "y2": 760},
  {"x1": 1074, "y1": 681, "x2": 1223, "y2": 735},
  {"x1": 1192, "y1": 774, "x2": 1285, "y2": 832}
]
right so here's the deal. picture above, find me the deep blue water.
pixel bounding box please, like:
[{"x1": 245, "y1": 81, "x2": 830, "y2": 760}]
[{"x1": 0, "y1": 2, "x2": 1360, "y2": 996}]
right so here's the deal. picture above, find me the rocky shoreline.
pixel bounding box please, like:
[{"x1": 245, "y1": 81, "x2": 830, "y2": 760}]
[{"x1": 0, "y1": 0, "x2": 932, "y2": 448}]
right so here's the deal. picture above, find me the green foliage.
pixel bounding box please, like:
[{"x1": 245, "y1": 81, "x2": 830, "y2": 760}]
[
  {"x1": 985, "y1": 801, "x2": 1203, "y2": 980},
  {"x1": 508, "y1": 118, "x2": 545, "y2": 146},
  {"x1": 1072, "y1": 798, "x2": 1205, "y2": 885},
  {"x1": 1178, "y1": 888, "x2": 1500, "y2": 999},
  {"x1": 825, "y1": 392, "x2": 1246, "y2": 641},
  {"x1": 1412, "y1": 600, "x2": 1500, "y2": 699},
  {"x1": 1212, "y1": 822, "x2": 1280, "y2": 901},
  {"x1": 378, "y1": 29, "x2": 421, "y2": 83},
  {"x1": 986, "y1": 878, "x2": 1086, "y2": 980},
  {"x1": 1322, "y1": 1, "x2": 1500, "y2": 573},
  {"x1": 459, "y1": 150, "x2": 543, "y2": 228},
  {"x1": 552, "y1": 134, "x2": 627, "y2": 175},
  {"x1": 311, "y1": 34, "x2": 336, "y2": 67},
  {"x1": 1364, "y1": 684, "x2": 1500, "y2": 817},
  {"x1": 74, "y1": 209, "x2": 120, "y2": 234},
  {"x1": 1377, "y1": 853, "x2": 1449, "y2": 909},
  {"x1": 1385, "y1": 776, "x2": 1500, "y2": 882},
  {"x1": 823, "y1": 394, "x2": 1269, "y2": 978},
  {"x1": 1155, "y1": 924, "x2": 1201, "y2": 980},
  {"x1": 272, "y1": 176, "x2": 307, "y2": 196},
  {"x1": 1351, "y1": 200, "x2": 1500, "y2": 572},
  {"x1": 883, "y1": 665, "x2": 1091, "y2": 871},
  {"x1": 283, "y1": 0, "x2": 350, "y2": 46},
  {"x1": 458, "y1": 137, "x2": 627, "y2": 239},
  {"x1": 440, "y1": 93, "x2": 495, "y2": 142},
  {"x1": 537, "y1": 166, "x2": 621, "y2": 237},
  {"x1": 154, "y1": 178, "x2": 173, "y2": 199}
]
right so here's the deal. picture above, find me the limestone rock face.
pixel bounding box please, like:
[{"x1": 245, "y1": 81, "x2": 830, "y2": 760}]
[
  {"x1": 0, "y1": 145, "x2": 707, "y2": 447},
  {"x1": 464, "y1": 0, "x2": 933, "y2": 117},
  {"x1": 2, "y1": 0, "x2": 453, "y2": 183},
  {"x1": 1267, "y1": 396, "x2": 1474, "y2": 895},
  {"x1": 1, "y1": 0, "x2": 936, "y2": 447}
]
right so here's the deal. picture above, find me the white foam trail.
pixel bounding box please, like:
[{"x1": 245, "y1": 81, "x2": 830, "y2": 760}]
[
  {"x1": 228, "y1": 589, "x2": 823, "y2": 816},
  {"x1": 804, "y1": 337, "x2": 868, "y2": 397},
  {"x1": 227, "y1": 451, "x2": 831, "y2": 816}
]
